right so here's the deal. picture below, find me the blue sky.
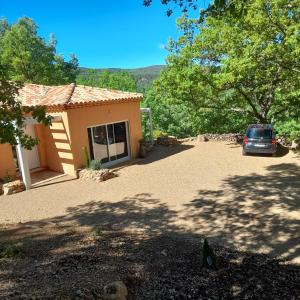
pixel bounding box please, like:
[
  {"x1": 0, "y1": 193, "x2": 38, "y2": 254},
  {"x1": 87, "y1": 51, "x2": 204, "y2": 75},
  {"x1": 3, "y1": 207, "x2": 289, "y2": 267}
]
[{"x1": 0, "y1": 0, "x2": 206, "y2": 68}]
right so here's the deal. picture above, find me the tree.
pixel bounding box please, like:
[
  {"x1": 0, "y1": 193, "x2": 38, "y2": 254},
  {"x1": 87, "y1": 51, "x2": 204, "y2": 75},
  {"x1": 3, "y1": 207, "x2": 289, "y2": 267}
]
[
  {"x1": 155, "y1": 0, "x2": 300, "y2": 124},
  {"x1": 143, "y1": 0, "x2": 235, "y2": 17},
  {"x1": 77, "y1": 70, "x2": 137, "y2": 92},
  {"x1": 0, "y1": 17, "x2": 78, "y2": 85},
  {"x1": 0, "y1": 66, "x2": 51, "y2": 149}
]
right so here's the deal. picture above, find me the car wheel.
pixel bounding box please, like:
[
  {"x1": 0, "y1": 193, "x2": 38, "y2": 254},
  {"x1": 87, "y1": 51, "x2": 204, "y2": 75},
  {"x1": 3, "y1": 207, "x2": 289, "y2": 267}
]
[
  {"x1": 242, "y1": 150, "x2": 247, "y2": 156},
  {"x1": 272, "y1": 153, "x2": 276, "y2": 157}
]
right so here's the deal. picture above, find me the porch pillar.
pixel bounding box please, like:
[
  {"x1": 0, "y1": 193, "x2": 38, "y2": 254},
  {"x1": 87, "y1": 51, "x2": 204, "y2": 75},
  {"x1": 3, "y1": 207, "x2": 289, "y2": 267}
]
[{"x1": 15, "y1": 141, "x2": 31, "y2": 190}]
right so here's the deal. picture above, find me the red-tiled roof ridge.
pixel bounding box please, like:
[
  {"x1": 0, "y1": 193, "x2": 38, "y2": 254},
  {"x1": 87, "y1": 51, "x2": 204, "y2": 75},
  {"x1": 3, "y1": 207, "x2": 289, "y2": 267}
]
[
  {"x1": 64, "y1": 83, "x2": 76, "y2": 105},
  {"x1": 18, "y1": 83, "x2": 143, "y2": 108}
]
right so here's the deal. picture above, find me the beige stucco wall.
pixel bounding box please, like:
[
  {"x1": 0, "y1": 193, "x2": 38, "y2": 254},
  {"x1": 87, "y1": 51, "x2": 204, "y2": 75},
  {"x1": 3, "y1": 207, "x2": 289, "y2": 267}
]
[
  {"x1": 0, "y1": 144, "x2": 16, "y2": 179},
  {"x1": 67, "y1": 101, "x2": 142, "y2": 173}
]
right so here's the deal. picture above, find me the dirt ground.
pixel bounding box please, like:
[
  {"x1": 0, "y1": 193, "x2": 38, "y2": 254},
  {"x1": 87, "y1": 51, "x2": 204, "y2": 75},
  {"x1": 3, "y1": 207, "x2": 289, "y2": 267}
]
[{"x1": 0, "y1": 141, "x2": 299, "y2": 298}]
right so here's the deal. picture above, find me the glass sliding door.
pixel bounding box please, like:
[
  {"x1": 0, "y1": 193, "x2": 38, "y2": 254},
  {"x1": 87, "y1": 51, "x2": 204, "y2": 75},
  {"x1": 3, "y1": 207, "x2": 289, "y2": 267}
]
[
  {"x1": 91, "y1": 125, "x2": 109, "y2": 163},
  {"x1": 114, "y1": 122, "x2": 128, "y2": 159},
  {"x1": 87, "y1": 121, "x2": 129, "y2": 165}
]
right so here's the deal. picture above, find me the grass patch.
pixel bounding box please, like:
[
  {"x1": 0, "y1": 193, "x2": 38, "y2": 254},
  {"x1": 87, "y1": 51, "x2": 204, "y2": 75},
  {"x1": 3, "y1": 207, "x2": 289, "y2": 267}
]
[
  {"x1": 90, "y1": 225, "x2": 103, "y2": 237},
  {"x1": 0, "y1": 238, "x2": 32, "y2": 259}
]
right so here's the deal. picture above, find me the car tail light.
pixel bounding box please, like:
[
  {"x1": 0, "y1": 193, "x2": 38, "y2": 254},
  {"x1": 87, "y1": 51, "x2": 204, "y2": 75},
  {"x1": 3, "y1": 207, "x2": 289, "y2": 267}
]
[
  {"x1": 272, "y1": 138, "x2": 277, "y2": 145},
  {"x1": 244, "y1": 137, "x2": 249, "y2": 144}
]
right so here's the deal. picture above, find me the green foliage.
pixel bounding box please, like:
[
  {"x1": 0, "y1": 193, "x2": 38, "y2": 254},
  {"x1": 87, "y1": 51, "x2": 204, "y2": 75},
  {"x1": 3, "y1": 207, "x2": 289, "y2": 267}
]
[
  {"x1": 0, "y1": 17, "x2": 78, "y2": 85},
  {"x1": 142, "y1": 87, "x2": 250, "y2": 138},
  {"x1": 90, "y1": 225, "x2": 103, "y2": 237},
  {"x1": 0, "y1": 238, "x2": 32, "y2": 259},
  {"x1": 201, "y1": 238, "x2": 217, "y2": 269},
  {"x1": 77, "y1": 69, "x2": 137, "y2": 92},
  {"x1": 82, "y1": 146, "x2": 90, "y2": 168},
  {"x1": 0, "y1": 66, "x2": 52, "y2": 149},
  {"x1": 275, "y1": 120, "x2": 300, "y2": 141},
  {"x1": 155, "y1": 0, "x2": 300, "y2": 128},
  {"x1": 89, "y1": 159, "x2": 102, "y2": 171},
  {"x1": 78, "y1": 65, "x2": 164, "y2": 92},
  {"x1": 153, "y1": 129, "x2": 168, "y2": 139},
  {"x1": 3, "y1": 170, "x2": 13, "y2": 183}
]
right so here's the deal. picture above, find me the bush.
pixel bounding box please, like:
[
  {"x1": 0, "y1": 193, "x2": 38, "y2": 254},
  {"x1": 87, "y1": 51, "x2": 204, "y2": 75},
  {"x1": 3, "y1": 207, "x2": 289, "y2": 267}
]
[
  {"x1": 153, "y1": 129, "x2": 168, "y2": 139},
  {"x1": 82, "y1": 146, "x2": 90, "y2": 168},
  {"x1": 89, "y1": 159, "x2": 102, "y2": 170},
  {"x1": 91, "y1": 225, "x2": 103, "y2": 237},
  {"x1": 3, "y1": 170, "x2": 13, "y2": 183},
  {"x1": 0, "y1": 238, "x2": 32, "y2": 259},
  {"x1": 275, "y1": 120, "x2": 300, "y2": 142}
]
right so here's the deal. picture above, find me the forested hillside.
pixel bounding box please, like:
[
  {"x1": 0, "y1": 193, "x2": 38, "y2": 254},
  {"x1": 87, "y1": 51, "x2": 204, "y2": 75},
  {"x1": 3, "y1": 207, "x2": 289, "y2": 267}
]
[{"x1": 78, "y1": 65, "x2": 165, "y2": 91}]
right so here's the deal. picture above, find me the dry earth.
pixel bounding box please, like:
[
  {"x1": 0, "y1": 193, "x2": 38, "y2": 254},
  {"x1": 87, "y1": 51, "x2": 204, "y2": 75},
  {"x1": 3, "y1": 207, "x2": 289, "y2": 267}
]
[
  {"x1": 0, "y1": 141, "x2": 299, "y2": 262},
  {"x1": 0, "y1": 141, "x2": 299, "y2": 299}
]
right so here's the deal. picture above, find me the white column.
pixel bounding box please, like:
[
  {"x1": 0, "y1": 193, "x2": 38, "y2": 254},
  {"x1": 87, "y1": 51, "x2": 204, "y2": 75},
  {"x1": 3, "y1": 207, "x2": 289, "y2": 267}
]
[{"x1": 13, "y1": 123, "x2": 31, "y2": 190}]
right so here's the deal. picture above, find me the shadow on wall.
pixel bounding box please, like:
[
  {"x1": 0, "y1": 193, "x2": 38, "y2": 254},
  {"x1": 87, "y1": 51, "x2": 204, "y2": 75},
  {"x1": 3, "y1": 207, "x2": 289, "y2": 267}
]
[{"x1": 45, "y1": 119, "x2": 75, "y2": 173}]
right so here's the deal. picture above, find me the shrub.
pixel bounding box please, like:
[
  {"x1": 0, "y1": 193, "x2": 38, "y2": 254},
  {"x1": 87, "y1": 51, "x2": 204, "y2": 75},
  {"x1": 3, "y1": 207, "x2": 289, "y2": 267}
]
[
  {"x1": 89, "y1": 159, "x2": 102, "y2": 170},
  {"x1": 91, "y1": 225, "x2": 102, "y2": 237},
  {"x1": 275, "y1": 120, "x2": 300, "y2": 142},
  {"x1": 0, "y1": 238, "x2": 32, "y2": 259},
  {"x1": 153, "y1": 129, "x2": 168, "y2": 139},
  {"x1": 3, "y1": 170, "x2": 13, "y2": 183},
  {"x1": 82, "y1": 146, "x2": 90, "y2": 168}
]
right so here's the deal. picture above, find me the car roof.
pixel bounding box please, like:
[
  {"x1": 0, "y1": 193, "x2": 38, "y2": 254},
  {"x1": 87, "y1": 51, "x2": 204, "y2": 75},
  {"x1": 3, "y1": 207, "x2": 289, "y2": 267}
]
[{"x1": 247, "y1": 124, "x2": 273, "y2": 130}]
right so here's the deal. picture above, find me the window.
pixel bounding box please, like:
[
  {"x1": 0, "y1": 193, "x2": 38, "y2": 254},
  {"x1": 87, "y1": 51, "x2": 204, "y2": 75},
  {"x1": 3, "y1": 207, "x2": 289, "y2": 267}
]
[{"x1": 87, "y1": 121, "x2": 129, "y2": 164}]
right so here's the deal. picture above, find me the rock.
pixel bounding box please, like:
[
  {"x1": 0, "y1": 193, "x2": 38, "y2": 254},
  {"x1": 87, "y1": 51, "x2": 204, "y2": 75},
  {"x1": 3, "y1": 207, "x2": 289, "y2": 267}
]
[
  {"x1": 197, "y1": 135, "x2": 209, "y2": 142},
  {"x1": 78, "y1": 169, "x2": 116, "y2": 182},
  {"x1": 157, "y1": 136, "x2": 180, "y2": 146},
  {"x1": 291, "y1": 138, "x2": 300, "y2": 150},
  {"x1": 2, "y1": 180, "x2": 25, "y2": 195},
  {"x1": 103, "y1": 281, "x2": 128, "y2": 300}
]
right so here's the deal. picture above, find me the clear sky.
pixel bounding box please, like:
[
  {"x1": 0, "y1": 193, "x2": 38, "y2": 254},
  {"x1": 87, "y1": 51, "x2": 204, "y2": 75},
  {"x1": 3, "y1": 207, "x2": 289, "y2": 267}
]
[{"x1": 0, "y1": 0, "x2": 206, "y2": 69}]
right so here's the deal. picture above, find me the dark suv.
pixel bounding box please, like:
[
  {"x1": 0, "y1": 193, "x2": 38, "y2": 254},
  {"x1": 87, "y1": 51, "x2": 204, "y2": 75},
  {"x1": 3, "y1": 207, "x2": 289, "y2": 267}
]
[{"x1": 243, "y1": 124, "x2": 277, "y2": 156}]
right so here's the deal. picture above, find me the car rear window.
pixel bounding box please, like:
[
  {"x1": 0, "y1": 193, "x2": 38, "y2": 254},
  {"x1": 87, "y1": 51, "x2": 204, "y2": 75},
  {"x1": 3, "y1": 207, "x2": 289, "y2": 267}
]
[{"x1": 247, "y1": 128, "x2": 272, "y2": 138}]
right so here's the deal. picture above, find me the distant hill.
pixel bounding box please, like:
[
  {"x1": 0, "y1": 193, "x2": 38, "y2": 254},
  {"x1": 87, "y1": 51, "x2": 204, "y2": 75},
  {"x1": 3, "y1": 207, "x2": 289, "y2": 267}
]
[{"x1": 78, "y1": 65, "x2": 166, "y2": 91}]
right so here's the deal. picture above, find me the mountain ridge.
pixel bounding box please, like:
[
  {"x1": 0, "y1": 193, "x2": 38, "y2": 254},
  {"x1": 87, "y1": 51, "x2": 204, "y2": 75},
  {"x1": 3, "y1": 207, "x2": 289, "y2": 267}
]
[{"x1": 78, "y1": 65, "x2": 166, "y2": 90}]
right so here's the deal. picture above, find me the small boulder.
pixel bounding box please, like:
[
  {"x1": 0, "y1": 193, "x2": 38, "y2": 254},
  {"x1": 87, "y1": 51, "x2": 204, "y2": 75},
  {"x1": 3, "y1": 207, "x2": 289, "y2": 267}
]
[
  {"x1": 291, "y1": 138, "x2": 300, "y2": 150},
  {"x1": 197, "y1": 135, "x2": 209, "y2": 142},
  {"x1": 103, "y1": 281, "x2": 128, "y2": 300},
  {"x1": 2, "y1": 180, "x2": 25, "y2": 195}
]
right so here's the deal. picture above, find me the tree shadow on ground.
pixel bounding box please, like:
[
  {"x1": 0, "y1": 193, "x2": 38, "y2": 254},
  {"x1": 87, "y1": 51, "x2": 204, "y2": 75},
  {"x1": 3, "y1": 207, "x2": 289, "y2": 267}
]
[
  {"x1": 137, "y1": 144, "x2": 194, "y2": 165},
  {"x1": 0, "y1": 163, "x2": 300, "y2": 298},
  {"x1": 182, "y1": 163, "x2": 300, "y2": 262}
]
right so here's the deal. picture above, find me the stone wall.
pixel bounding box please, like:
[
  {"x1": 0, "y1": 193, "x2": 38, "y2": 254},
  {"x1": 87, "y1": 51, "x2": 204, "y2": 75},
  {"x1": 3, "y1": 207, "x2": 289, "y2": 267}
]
[{"x1": 180, "y1": 133, "x2": 244, "y2": 144}]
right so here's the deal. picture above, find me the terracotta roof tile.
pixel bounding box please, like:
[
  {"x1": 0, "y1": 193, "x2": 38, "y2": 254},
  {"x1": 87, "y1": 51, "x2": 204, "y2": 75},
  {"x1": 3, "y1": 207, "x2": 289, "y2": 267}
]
[{"x1": 18, "y1": 83, "x2": 143, "y2": 108}]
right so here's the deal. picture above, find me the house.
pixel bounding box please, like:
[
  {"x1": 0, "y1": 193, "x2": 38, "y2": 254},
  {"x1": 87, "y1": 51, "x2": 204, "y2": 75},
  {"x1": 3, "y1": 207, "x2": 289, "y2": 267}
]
[{"x1": 0, "y1": 83, "x2": 144, "y2": 185}]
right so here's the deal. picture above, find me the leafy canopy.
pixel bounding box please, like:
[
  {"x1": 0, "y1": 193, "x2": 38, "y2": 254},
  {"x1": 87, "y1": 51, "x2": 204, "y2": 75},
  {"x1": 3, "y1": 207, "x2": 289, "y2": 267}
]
[
  {"x1": 0, "y1": 17, "x2": 78, "y2": 85},
  {"x1": 0, "y1": 66, "x2": 51, "y2": 149},
  {"x1": 155, "y1": 0, "x2": 300, "y2": 124},
  {"x1": 0, "y1": 17, "x2": 76, "y2": 149}
]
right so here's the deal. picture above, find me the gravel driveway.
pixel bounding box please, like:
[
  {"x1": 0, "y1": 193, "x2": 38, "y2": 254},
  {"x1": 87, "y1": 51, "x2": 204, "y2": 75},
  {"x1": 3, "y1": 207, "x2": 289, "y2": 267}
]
[{"x1": 0, "y1": 141, "x2": 299, "y2": 263}]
